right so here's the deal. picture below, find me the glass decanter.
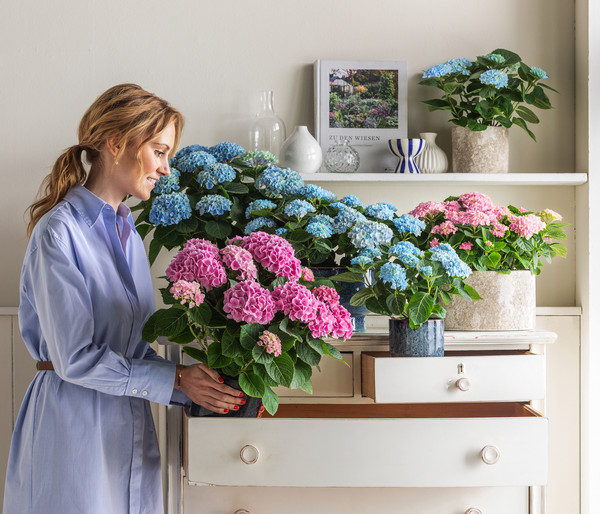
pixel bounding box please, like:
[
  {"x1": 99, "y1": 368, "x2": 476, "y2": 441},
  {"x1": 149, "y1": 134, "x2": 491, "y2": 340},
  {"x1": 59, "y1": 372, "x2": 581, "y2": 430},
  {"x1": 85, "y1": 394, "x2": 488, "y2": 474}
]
[{"x1": 249, "y1": 90, "x2": 286, "y2": 159}]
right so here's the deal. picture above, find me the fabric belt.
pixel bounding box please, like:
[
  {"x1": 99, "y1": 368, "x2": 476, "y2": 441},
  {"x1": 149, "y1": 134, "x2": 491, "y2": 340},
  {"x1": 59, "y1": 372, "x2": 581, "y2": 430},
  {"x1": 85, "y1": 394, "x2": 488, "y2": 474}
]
[{"x1": 36, "y1": 361, "x2": 55, "y2": 371}]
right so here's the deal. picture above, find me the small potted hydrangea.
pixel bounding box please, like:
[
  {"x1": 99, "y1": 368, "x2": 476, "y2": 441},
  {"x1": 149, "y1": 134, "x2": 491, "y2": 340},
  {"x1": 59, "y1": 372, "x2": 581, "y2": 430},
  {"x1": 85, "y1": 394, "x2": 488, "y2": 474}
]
[{"x1": 419, "y1": 48, "x2": 556, "y2": 172}]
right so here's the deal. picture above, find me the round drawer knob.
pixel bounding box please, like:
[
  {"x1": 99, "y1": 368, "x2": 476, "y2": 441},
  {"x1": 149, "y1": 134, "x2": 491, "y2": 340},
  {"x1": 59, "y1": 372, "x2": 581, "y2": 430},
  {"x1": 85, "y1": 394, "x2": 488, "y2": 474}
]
[
  {"x1": 481, "y1": 445, "x2": 501, "y2": 465},
  {"x1": 234, "y1": 510, "x2": 251, "y2": 514},
  {"x1": 240, "y1": 444, "x2": 260, "y2": 465},
  {"x1": 464, "y1": 509, "x2": 482, "y2": 514},
  {"x1": 456, "y1": 376, "x2": 471, "y2": 391}
]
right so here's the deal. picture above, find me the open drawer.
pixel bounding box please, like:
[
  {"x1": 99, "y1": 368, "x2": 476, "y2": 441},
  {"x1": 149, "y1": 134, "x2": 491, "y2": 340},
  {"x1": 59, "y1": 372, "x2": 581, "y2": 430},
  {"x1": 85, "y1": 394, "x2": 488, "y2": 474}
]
[
  {"x1": 184, "y1": 403, "x2": 547, "y2": 488},
  {"x1": 362, "y1": 351, "x2": 545, "y2": 403}
]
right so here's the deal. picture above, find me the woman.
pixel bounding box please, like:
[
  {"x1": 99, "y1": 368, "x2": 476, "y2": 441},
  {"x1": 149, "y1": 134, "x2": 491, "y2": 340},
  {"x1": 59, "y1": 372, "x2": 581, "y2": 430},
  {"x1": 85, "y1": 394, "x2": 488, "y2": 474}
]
[{"x1": 3, "y1": 84, "x2": 244, "y2": 514}]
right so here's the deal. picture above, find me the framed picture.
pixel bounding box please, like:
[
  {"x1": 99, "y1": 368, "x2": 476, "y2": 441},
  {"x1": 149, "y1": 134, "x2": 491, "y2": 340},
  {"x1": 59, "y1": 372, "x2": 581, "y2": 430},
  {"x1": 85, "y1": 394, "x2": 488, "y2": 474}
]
[{"x1": 314, "y1": 60, "x2": 408, "y2": 173}]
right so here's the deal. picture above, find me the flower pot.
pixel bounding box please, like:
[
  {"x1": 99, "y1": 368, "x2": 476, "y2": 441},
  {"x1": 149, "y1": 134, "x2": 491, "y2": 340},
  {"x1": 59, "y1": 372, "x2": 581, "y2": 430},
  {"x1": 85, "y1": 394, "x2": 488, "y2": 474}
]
[
  {"x1": 279, "y1": 125, "x2": 323, "y2": 173},
  {"x1": 312, "y1": 267, "x2": 370, "y2": 332},
  {"x1": 189, "y1": 374, "x2": 263, "y2": 417},
  {"x1": 444, "y1": 270, "x2": 536, "y2": 331},
  {"x1": 389, "y1": 318, "x2": 444, "y2": 357},
  {"x1": 451, "y1": 126, "x2": 509, "y2": 173}
]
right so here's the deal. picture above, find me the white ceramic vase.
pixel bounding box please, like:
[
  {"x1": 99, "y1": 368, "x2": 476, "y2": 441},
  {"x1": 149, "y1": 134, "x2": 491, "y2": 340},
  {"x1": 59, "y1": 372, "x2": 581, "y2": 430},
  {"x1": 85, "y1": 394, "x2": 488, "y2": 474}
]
[
  {"x1": 444, "y1": 270, "x2": 536, "y2": 331},
  {"x1": 414, "y1": 132, "x2": 448, "y2": 173},
  {"x1": 452, "y1": 126, "x2": 509, "y2": 173},
  {"x1": 279, "y1": 126, "x2": 323, "y2": 173}
]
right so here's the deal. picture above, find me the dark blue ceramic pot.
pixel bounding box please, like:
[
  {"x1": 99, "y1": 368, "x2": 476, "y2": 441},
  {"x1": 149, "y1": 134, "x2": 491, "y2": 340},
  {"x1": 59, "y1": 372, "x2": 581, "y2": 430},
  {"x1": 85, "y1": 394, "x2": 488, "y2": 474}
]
[
  {"x1": 190, "y1": 374, "x2": 263, "y2": 417},
  {"x1": 312, "y1": 267, "x2": 370, "y2": 332},
  {"x1": 389, "y1": 318, "x2": 444, "y2": 357}
]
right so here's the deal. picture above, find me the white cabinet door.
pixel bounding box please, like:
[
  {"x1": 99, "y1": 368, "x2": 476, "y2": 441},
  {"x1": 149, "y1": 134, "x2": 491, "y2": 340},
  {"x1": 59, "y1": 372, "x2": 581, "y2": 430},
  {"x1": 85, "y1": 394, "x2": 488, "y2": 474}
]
[
  {"x1": 362, "y1": 353, "x2": 545, "y2": 403},
  {"x1": 185, "y1": 410, "x2": 547, "y2": 488}
]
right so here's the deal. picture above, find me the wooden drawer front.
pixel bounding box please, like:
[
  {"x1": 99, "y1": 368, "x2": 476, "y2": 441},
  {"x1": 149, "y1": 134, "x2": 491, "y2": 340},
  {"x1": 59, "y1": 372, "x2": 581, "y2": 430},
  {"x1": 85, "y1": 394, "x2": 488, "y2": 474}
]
[
  {"x1": 362, "y1": 353, "x2": 545, "y2": 403},
  {"x1": 185, "y1": 415, "x2": 547, "y2": 488},
  {"x1": 274, "y1": 352, "x2": 353, "y2": 398},
  {"x1": 183, "y1": 485, "x2": 529, "y2": 514}
]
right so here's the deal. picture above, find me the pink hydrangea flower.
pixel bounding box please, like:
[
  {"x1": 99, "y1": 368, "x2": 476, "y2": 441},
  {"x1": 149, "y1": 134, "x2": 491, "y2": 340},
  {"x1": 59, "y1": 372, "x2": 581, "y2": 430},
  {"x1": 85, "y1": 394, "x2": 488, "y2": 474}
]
[
  {"x1": 458, "y1": 210, "x2": 497, "y2": 227},
  {"x1": 409, "y1": 201, "x2": 446, "y2": 219},
  {"x1": 170, "y1": 280, "x2": 205, "y2": 308},
  {"x1": 431, "y1": 221, "x2": 458, "y2": 235},
  {"x1": 443, "y1": 200, "x2": 461, "y2": 212},
  {"x1": 458, "y1": 192, "x2": 494, "y2": 212},
  {"x1": 166, "y1": 240, "x2": 227, "y2": 291},
  {"x1": 257, "y1": 330, "x2": 282, "y2": 357},
  {"x1": 221, "y1": 245, "x2": 257, "y2": 281},
  {"x1": 430, "y1": 238, "x2": 439, "y2": 247},
  {"x1": 239, "y1": 231, "x2": 302, "y2": 281},
  {"x1": 538, "y1": 208, "x2": 563, "y2": 223},
  {"x1": 329, "y1": 304, "x2": 353, "y2": 340},
  {"x1": 311, "y1": 285, "x2": 340, "y2": 305},
  {"x1": 271, "y1": 282, "x2": 319, "y2": 323},
  {"x1": 485, "y1": 240, "x2": 493, "y2": 246},
  {"x1": 490, "y1": 223, "x2": 509, "y2": 237},
  {"x1": 223, "y1": 280, "x2": 275, "y2": 325},
  {"x1": 492, "y1": 205, "x2": 512, "y2": 218},
  {"x1": 302, "y1": 267, "x2": 315, "y2": 282},
  {"x1": 308, "y1": 302, "x2": 336, "y2": 338},
  {"x1": 509, "y1": 214, "x2": 546, "y2": 239},
  {"x1": 458, "y1": 241, "x2": 473, "y2": 250}
]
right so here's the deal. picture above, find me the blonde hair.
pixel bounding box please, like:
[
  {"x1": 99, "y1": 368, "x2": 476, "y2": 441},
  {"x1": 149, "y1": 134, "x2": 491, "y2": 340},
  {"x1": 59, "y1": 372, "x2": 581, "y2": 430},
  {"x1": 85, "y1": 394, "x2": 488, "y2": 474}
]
[{"x1": 27, "y1": 83, "x2": 184, "y2": 237}]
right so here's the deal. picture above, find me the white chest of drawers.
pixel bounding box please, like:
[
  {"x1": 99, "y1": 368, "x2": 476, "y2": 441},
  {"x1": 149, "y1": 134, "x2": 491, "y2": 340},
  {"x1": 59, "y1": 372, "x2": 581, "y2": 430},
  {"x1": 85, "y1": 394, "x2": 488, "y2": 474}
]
[{"x1": 165, "y1": 328, "x2": 556, "y2": 514}]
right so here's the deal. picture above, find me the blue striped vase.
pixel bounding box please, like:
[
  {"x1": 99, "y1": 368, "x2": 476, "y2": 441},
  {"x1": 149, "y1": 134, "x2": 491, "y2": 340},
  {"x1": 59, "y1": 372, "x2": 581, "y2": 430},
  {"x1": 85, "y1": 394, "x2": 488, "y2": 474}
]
[{"x1": 388, "y1": 138, "x2": 425, "y2": 173}]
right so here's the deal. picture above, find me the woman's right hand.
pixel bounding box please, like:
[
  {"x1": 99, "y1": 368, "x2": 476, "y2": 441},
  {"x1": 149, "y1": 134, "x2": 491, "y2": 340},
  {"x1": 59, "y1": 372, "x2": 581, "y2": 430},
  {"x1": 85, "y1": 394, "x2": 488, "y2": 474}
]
[{"x1": 174, "y1": 363, "x2": 245, "y2": 414}]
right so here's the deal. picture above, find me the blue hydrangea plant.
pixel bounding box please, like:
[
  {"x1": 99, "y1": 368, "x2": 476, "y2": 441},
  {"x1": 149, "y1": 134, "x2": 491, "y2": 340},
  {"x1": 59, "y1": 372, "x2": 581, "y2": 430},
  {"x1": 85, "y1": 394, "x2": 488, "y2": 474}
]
[{"x1": 419, "y1": 48, "x2": 556, "y2": 140}]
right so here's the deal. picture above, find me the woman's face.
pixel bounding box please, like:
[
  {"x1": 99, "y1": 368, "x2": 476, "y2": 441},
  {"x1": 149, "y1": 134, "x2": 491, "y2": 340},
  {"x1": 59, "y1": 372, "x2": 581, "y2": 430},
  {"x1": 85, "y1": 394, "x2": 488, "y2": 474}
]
[{"x1": 115, "y1": 122, "x2": 176, "y2": 202}]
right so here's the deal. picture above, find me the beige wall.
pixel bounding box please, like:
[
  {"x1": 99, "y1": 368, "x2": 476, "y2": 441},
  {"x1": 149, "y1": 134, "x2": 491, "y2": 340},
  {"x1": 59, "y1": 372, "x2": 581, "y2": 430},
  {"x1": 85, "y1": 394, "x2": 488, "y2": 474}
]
[{"x1": 1, "y1": 0, "x2": 575, "y2": 307}]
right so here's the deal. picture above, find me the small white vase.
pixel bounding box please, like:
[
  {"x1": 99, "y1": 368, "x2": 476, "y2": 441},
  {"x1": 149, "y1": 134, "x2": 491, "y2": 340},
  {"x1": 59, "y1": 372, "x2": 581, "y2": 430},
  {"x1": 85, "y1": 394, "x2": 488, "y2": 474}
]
[
  {"x1": 279, "y1": 126, "x2": 323, "y2": 173},
  {"x1": 415, "y1": 132, "x2": 448, "y2": 173}
]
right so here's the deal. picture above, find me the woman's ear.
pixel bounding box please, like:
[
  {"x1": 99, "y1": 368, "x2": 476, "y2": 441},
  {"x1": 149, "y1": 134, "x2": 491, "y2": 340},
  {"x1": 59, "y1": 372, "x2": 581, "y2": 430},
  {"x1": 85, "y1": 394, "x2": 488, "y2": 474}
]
[{"x1": 105, "y1": 134, "x2": 122, "y2": 159}]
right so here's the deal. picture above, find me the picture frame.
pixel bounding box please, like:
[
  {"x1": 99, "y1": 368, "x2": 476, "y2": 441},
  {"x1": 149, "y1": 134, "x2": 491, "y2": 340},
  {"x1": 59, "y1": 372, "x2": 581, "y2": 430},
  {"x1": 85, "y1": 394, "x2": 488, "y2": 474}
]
[{"x1": 314, "y1": 59, "x2": 408, "y2": 173}]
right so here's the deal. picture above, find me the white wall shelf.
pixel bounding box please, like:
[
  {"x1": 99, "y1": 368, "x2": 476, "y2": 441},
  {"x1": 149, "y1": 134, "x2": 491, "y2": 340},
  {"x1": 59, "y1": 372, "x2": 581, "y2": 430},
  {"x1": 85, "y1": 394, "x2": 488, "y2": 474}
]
[{"x1": 300, "y1": 172, "x2": 588, "y2": 186}]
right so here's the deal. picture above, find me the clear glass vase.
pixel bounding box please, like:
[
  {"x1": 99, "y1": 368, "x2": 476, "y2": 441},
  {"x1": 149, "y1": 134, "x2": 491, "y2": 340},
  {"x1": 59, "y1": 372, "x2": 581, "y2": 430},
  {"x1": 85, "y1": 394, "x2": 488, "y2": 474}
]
[
  {"x1": 324, "y1": 138, "x2": 360, "y2": 173},
  {"x1": 249, "y1": 90, "x2": 286, "y2": 159}
]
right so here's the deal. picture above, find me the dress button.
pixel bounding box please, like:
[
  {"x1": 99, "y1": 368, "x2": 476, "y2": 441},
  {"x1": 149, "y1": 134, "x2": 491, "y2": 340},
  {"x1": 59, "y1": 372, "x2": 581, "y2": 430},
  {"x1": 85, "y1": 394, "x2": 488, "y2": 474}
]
[
  {"x1": 132, "y1": 388, "x2": 138, "y2": 394},
  {"x1": 142, "y1": 390, "x2": 148, "y2": 396}
]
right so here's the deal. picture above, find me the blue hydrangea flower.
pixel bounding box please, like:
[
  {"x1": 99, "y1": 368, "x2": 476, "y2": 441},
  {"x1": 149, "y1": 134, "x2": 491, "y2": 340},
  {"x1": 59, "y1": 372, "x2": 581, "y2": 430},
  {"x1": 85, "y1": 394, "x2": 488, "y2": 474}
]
[
  {"x1": 297, "y1": 184, "x2": 337, "y2": 202},
  {"x1": 255, "y1": 166, "x2": 304, "y2": 198},
  {"x1": 207, "y1": 142, "x2": 246, "y2": 162},
  {"x1": 446, "y1": 58, "x2": 472, "y2": 75},
  {"x1": 530, "y1": 66, "x2": 548, "y2": 79},
  {"x1": 306, "y1": 221, "x2": 333, "y2": 238},
  {"x1": 365, "y1": 202, "x2": 397, "y2": 221},
  {"x1": 244, "y1": 216, "x2": 276, "y2": 234},
  {"x1": 480, "y1": 69, "x2": 508, "y2": 88},
  {"x1": 153, "y1": 168, "x2": 181, "y2": 194},
  {"x1": 245, "y1": 199, "x2": 277, "y2": 218},
  {"x1": 485, "y1": 53, "x2": 506, "y2": 64},
  {"x1": 275, "y1": 228, "x2": 288, "y2": 236},
  {"x1": 197, "y1": 163, "x2": 236, "y2": 189},
  {"x1": 310, "y1": 214, "x2": 335, "y2": 227},
  {"x1": 238, "y1": 150, "x2": 278, "y2": 167},
  {"x1": 284, "y1": 199, "x2": 316, "y2": 218},
  {"x1": 333, "y1": 206, "x2": 367, "y2": 234},
  {"x1": 359, "y1": 248, "x2": 382, "y2": 259},
  {"x1": 393, "y1": 214, "x2": 426, "y2": 236},
  {"x1": 177, "y1": 151, "x2": 217, "y2": 173},
  {"x1": 340, "y1": 195, "x2": 365, "y2": 209},
  {"x1": 348, "y1": 220, "x2": 394, "y2": 250},
  {"x1": 431, "y1": 243, "x2": 472, "y2": 279},
  {"x1": 195, "y1": 195, "x2": 232, "y2": 216},
  {"x1": 379, "y1": 262, "x2": 408, "y2": 290},
  {"x1": 421, "y1": 266, "x2": 433, "y2": 276},
  {"x1": 389, "y1": 241, "x2": 424, "y2": 268},
  {"x1": 329, "y1": 201, "x2": 346, "y2": 211},
  {"x1": 351, "y1": 255, "x2": 373, "y2": 266},
  {"x1": 422, "y1": 63, "x2": 453, "y2": 79},
  {"x1": 174, "y1": 144, "x2": 209, "y2": 161},
  {"x1": 149, "y1": 193, "x2": 192, "y2": 227}
]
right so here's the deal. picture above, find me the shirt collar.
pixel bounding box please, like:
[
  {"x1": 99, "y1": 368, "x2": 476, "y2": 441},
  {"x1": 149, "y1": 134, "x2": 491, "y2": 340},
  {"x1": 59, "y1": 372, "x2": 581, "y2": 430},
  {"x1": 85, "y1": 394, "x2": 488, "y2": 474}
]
[{"x1": 65, "y1": 185, "x2": 136, "y2": 231}]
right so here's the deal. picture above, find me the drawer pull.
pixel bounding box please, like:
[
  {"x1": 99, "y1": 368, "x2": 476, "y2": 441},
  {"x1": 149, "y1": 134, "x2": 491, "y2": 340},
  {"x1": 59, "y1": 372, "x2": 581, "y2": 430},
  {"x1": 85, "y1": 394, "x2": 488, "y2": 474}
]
[
  {"x1": 456, "y1": 376, "x2": 471, "y2": 391},
  {"x1": 234, "y1": 510, "x2": 251, "y2": 514},
  {"x1": 240, "y1": 444, "x2": 260, "y2": 465},
  {"x1": 464, "y1": 509, "x2": 482, "y2": 514},
  {"x1": 481, "y1": 445, "x2": 501, "y2": 465}
]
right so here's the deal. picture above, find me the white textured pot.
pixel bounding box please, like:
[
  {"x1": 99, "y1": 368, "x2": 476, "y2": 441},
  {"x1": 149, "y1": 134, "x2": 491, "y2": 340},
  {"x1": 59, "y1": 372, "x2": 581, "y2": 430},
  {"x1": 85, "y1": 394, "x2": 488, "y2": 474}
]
[
  {"x1": 444, "y1": 270, "x2": 536, "y2": 331},
  {"x1": 279, "y1": 125, "x2": 323, "y2": 173},
  {"x1": 414, "y1": 132, "x2": 448, "y2": 173},
  {"x1": 452, "y1": 126, "x2": 509, "y2": 173}
]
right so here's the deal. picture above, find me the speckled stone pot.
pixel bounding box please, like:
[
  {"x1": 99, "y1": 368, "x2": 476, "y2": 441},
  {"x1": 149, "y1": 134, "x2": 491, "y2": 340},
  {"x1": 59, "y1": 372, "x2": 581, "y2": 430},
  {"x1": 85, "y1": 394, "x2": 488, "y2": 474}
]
[
  {"x1": 444, "y1": 270, "x2": 536, "y2": 331},
  {"x1": 389, "y1": 318, "x2": 444, "y2": 357},
  {"x1": 452, "y1": 126, "x2": 509, "y2": 173}
]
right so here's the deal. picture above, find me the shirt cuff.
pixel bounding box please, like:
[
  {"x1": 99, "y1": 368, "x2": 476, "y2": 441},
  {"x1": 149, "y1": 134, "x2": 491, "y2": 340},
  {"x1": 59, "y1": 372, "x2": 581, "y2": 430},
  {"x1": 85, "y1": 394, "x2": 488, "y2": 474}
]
[{"x1": 127, "y1": 358, "x2": 176, "y2": 405}]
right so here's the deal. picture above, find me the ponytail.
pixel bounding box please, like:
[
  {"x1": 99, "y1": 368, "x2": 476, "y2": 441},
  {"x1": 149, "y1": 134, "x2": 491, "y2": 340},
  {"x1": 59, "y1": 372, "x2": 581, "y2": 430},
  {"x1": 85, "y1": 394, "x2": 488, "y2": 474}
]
[{"x1": 26, "y1": 145, "x2": 89, "y2": 237}]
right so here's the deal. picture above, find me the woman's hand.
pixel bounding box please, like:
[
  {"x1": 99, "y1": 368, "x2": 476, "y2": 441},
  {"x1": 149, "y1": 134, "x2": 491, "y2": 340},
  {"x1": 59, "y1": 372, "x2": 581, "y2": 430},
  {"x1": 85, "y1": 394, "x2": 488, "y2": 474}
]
[{"x1": 174, "y1": 363, "x2": 245, "y2": 414}]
